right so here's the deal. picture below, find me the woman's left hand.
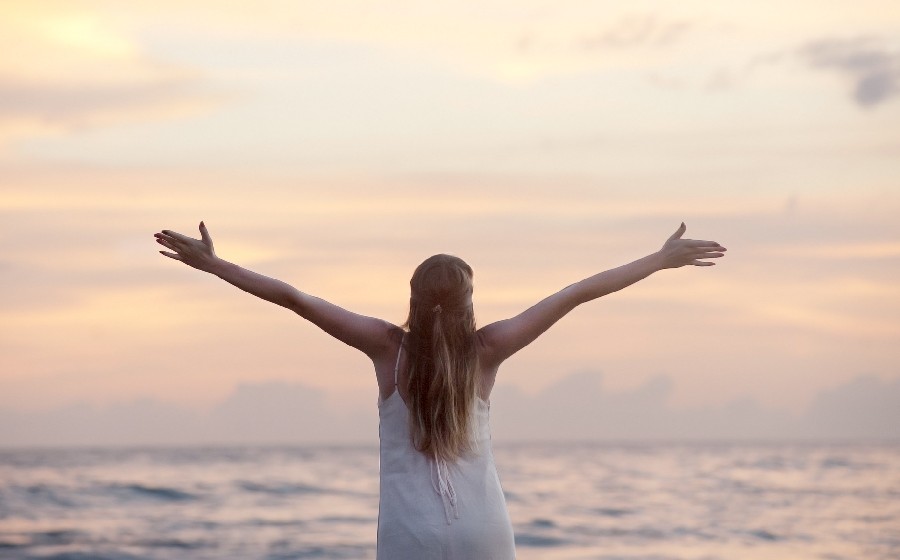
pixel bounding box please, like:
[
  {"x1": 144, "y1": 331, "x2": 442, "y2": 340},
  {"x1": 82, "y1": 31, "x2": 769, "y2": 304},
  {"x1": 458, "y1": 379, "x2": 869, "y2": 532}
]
[{"x1": 658, "y1": 222, "x2": 727, "y2": 268}]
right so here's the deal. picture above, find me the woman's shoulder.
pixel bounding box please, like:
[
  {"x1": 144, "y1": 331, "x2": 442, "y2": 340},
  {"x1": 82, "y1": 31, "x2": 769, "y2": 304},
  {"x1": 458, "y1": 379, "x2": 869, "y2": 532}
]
[{"x1": 475, "y1": 327, "x2": 503, "y2": 371}]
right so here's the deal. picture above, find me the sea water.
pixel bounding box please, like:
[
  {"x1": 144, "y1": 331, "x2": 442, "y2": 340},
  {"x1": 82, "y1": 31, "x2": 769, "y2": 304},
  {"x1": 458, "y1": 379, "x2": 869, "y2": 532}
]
[{"x1": 0, "y1": 442, "x2": 897, "y2": 559}]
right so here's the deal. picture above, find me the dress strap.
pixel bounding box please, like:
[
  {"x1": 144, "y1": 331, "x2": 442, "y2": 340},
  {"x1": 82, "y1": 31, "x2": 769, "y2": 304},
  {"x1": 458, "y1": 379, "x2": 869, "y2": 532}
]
[{"x1": 393, "y1": 333, "x2": 405, "y2": 388}]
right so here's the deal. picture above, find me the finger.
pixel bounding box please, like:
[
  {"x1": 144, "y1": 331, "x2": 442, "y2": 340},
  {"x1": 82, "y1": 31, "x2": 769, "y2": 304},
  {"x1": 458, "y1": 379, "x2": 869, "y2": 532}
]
[
  {"x1": 155, "y1": 232, "x2": 181, "y2": 248},
  {"x1": 155, "y1": 237, "x2": 177, "y2": 251},
  {"x1": 668, "y1": 222, "x2": 686, "y2": 241},
  {"x1": 694, "y1": 246, "x2": 726, "y2": 254},
  {"x1": 159, "y1": 250, "x2": 183, "y2": 261},
  {"x1": 199, "y1": 221, "x2": 213, "y2": 246},
  {"x1": 156, "y1": 232, "x2": 185, "y2": 248},
  {"x1": 690, "y1": 260, "x2": 715, "y2": 266},
  {"x1": 695, "y1": 252, "x2": 725, "y2": 259},
  {"x1": 684, "y1": 239, "x2": 724, "y2": 248},
  {"x1": 155, "y1": 237, "x2": 183, "y2": 254},
  {"x1": 161, "y1": 229, "x2": 195, "y2": 243}
]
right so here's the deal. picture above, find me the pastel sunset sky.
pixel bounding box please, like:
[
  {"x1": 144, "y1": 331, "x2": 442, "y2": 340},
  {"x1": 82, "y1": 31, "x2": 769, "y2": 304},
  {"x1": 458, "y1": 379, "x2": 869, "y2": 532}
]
[{"x1": 2, "y1": 1, "x2": 898, "y2": 438}]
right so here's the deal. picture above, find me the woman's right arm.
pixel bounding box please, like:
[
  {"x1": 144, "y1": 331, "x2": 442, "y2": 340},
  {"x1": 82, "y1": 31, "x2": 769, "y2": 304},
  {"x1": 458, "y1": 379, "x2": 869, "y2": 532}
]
[
  {"x1": 209, "y1": 258, "x2": 396, "y2": 357},
  {"x1": 155, "y1": 222, "x2": 395, "y2": 359},
  {"x1": 477, "y1": 223, "x2": 726, "y2": 369}
]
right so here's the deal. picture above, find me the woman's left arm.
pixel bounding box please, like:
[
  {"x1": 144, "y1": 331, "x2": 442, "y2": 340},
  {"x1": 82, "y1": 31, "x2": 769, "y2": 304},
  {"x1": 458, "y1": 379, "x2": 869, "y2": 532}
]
[
  {"x1": 477, "y1": 223, "x2": 726, "y2": 369},
  {"x1": 155, "y1": 222, "x2": 395, "y2": 358}
]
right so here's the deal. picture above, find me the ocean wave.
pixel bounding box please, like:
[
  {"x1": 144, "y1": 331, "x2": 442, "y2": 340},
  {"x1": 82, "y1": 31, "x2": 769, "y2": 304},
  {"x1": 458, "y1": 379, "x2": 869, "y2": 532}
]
[
  {"x1": 237, "y1": 480, "x2": 325, "y2": 496},
  {"x1": 748, "y1": 529, "x2": 777, "y2": 541},
  {"x1": 110, "y1": 483, "x2": 197, "y2": 501},
  {"x1": 570, "y1": 524, "x2": 671, "y2": 541},
  {"x1": 235, "y1": 480, "x2": 373, "y2": 499},
  {"x1": 130, "y1": 537, "x2": 210, "y2": 549},
  {"x1": 0, "y1": 539, "x2": 26, "y2": 549},
  {"x1": 0, "y1": 443, "x2": 895, "y2": 560},
  {"x1": 6, "y1": 484, "x2": 79, "y2": 508},
  {"x1": 27, "y1": 529, "x2": 90, "y2": 546},
  {"x1": 594, "y1": 507, "x2": 634, "y2": 517},
  {"x1": 24, "y1": 553, "x2": 148, "y2": 560},
  {"x1": 245, "y1": 518, "x2": 307, "y2": 528},
  {"x1": 264, "y1": 545, "x2": 370, "y2": 559},
  {"x1": 514, "y1": 533, "x2": 568, "y2": 547},
  {"x1": 317, "y1": 515, "x2": 372, "y2": 525}
]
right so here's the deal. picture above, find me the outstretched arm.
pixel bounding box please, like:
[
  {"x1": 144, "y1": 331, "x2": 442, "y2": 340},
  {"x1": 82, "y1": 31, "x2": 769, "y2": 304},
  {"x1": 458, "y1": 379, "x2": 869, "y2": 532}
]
[
  {"x1": 154, "y1": 222, "x2": 394, "y2": 358},
  {"x1": 477, "y1": 223, "x2": 726, "y2": 369}
]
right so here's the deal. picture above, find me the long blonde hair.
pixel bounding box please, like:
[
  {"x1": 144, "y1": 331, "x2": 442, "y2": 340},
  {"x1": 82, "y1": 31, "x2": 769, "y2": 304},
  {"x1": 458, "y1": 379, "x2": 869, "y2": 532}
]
[{"x1": 403, "y1": 254, "x2": 478, "y2": 463}]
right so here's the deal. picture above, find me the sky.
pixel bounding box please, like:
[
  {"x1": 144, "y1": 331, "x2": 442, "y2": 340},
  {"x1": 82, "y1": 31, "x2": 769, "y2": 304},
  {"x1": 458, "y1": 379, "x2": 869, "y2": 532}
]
[{"x1": 1, "y1": 1, "x2": 899, "y2": 444}]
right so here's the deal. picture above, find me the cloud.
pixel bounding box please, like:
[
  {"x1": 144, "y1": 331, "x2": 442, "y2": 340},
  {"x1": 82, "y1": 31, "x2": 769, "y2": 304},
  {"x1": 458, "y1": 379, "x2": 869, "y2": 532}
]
[
  {"x1": 0, "y1": 6, "x2": 228, "y2": 149},
  {"x1": 798, "y1": 35, "x2": 900, "y2": 107},
  {"x1": 578, "y1": 14, "x2": 693, "y2": 50},
  {"x1": 2, "y1": 373, "x2": 897, "y2": 447},
  {"x1": 803, "y1": 375, "x2": 900, "y2": 439},
  {"x1": 490, "y1": 372, "x2": 900, "y2": 441},
  {"x1": 490, "y1": 373, "x2": 797, "y2": 441},
  {"x1": 0, "y1": 381, "x2": 375, "y2": 447},
  {"x1": 0, "y1": 2, "x2": 707, "y2": 89},
  {"x1": 205, "y1": 381, "x2": 371, "y2": 444},
  {"x1": 0, "y1": 78, "x2": 224, "y2": 129}
]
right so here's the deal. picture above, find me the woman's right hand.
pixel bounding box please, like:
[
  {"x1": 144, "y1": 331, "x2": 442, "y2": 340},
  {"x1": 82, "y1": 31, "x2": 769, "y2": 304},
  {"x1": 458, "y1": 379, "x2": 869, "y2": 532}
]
[
  {"x1": 659, "y1": 222, "x2": 726, "y2": 268},
  {"x1": 154, "y1": 221, "x2": 219, "y2": 273}
]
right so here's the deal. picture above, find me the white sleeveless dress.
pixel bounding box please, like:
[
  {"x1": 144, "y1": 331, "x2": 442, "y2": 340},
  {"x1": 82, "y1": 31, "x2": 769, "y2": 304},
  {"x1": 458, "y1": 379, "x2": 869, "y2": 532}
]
[{"x1": 376, "y1": 339, "x2": 516, "y2": 559}]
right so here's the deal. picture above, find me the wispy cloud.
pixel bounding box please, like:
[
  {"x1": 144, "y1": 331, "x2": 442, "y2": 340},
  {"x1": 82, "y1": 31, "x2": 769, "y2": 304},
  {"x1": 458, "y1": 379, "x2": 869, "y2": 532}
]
[
  {"x1": 577, "y1": 14, "x2": 693, "y2": 50},
  {"x1": 0, "y1": 78, "x2": 225, "y2": 135},
  {"x1": 798, "y1": 35, "x2": 900, "y2": 108}
]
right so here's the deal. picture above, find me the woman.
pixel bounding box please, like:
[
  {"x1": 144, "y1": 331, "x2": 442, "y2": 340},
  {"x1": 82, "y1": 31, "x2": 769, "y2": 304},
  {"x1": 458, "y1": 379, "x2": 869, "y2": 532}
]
[{"x1": 154, "y1": 222, "x2": 725, "y2": 558}]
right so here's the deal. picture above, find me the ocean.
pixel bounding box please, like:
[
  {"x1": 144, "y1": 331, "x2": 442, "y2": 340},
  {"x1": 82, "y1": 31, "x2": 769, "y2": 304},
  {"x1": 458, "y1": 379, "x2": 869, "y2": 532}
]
[{"x1": 0, "y1": 442, "x2": 897, "y2": 559}]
